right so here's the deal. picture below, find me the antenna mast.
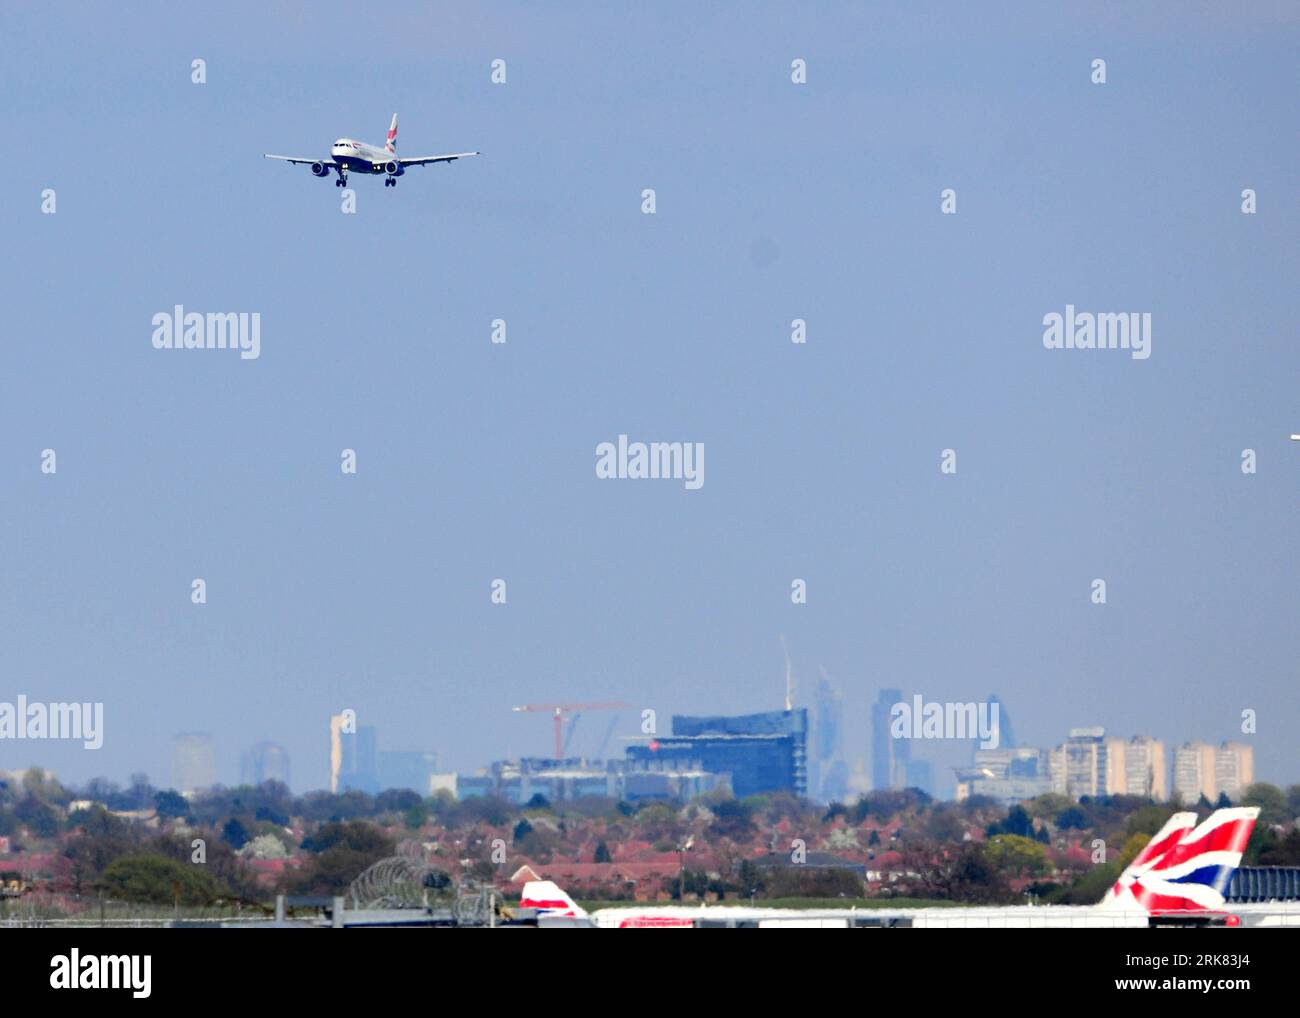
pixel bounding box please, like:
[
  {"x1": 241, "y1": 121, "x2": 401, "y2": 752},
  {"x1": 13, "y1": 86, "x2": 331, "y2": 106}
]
[{"x1": 780, "y1": 635, "x2": 794, "y2": 711}]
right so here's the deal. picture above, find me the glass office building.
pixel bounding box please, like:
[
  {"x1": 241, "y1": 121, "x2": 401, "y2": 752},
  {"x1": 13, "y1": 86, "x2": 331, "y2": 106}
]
[{"x1": 626, "y1": 709, "x2": 808, "y2": 798}]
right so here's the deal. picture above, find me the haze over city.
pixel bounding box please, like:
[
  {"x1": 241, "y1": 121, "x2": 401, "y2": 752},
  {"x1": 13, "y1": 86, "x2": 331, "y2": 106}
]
[{"x1": 2, "y1": 2, "x2": 1297, "y2": 795}]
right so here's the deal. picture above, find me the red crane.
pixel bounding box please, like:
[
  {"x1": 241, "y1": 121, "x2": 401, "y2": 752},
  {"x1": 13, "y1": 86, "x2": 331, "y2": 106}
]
[{"x1": 511, "y1": 701, "x2": 629, "y2": 759}]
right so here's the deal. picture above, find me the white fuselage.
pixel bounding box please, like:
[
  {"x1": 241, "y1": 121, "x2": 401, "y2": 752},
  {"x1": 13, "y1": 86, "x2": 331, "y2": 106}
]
[
  {"x1": 331, "y1": 138, "x2": 401, "y2": 175},
  {"x1": 543, "y1": 900, "x2": 1300, "y2": 929}
]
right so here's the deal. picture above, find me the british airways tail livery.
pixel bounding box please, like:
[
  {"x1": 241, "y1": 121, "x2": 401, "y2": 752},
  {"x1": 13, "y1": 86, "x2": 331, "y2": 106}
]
[
  {"x1": 1099, "y1": 810, "x2": 1200, "y2": 910},
  {"x1": 519, "y1": 879, "x2": 587, "y2": 919},
  {"x1": 265, "y1": 113, "x2": 478, "y2": 188},
  {"x1": 1105, "y1": 806, "x2": 1259, "y2": 915}
]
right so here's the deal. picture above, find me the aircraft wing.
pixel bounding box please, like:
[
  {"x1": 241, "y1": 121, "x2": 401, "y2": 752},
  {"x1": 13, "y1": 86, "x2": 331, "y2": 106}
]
[
  {"x1": 264, "y1": 154, "x2": 337, "y2": 166},
  {"x1": 398, "y1": 151, "x2": 480, "y2": 167}
]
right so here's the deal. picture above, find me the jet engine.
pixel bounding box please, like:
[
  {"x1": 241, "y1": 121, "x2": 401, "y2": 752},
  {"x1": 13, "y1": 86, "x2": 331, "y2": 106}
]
[
  {"x1": 311, "y1": 161, "x2": 330, "y2": 177},
  {"x1": 384, "y1": 161, "x2": 399, "y2": 177}
]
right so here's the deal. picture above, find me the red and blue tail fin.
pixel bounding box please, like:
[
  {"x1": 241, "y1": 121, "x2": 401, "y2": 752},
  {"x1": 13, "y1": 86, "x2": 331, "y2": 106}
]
[
  {"x1": 1100, "y1": 811, "x2": 1197, "y2": 909},
  {"x1": 519, "y1": 879, "x2": 587, "y2": 918},
  {"x1": 385, "y1": 113, "x2": 398, "y2": 153},
  {"x1": 1103, "y1": 807, "x2": 1258, "y2": 914}
]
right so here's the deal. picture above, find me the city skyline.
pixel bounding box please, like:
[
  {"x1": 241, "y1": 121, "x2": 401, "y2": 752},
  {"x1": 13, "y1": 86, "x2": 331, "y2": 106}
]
[
  {"x1": 9, "y1": 692, "x2": 1281, "y2": 805},
  {"x1": 2, "y1": 4, "x2": 1296, "y2": 796}
]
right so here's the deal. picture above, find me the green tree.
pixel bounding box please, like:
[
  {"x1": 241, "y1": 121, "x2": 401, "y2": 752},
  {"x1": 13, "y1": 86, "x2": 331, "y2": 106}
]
[
  {"x1": 289, "y1": 821, "x2": 395, "y2": 896},
  {"x1": 403, "y1": 802, "x2": 429, "y2": 830},
  {"x1": 154, "y1": 789, "x2": 190, "y2": 820},
  {"x1": 999, "y1": 806, "x2": 1034, "y2": 838},
  {"x1": 910, "y1": 842, "x2": 1013, "y2": 905},
  {"x1": 376, "y1": 788, "x2": 422, "y2": 814},
  {"x1": 14, "y1": 795, "x2": 60, "y2": 837},
  {"x1": 1242, "y1": 783, "x2": 1288, "y2": 826},
  {"x1": 1056, "y1": 807, "x2": 1087, "y2": 830},
  {"x1": 1126, "y1": 804, "x2": 1171, "y2": 838},
  {"x1": 221, "y1": 817, "x2": 250, "y2": 850},
  {"x1": 984, "y1": 834, "x2": 1050, "y2": 879},
  {"x1": 708, "y1": 799, "x2": 756, "y2": 840},
  {"x1": 1256, "y1": 828, "x2": 1300, "y2": 866},
  {"x1": 97, "y1": 854, "x2": 223, "y2": 906},
  {"x1": 593, "y1": 840, "x2": 612, "y2": 863},
  {"x1": 63, "y1": 807, "x2": 138, "y2": 893}
]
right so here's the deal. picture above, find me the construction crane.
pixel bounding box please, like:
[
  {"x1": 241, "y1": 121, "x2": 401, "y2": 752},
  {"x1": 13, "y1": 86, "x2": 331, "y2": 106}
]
[{"x1": 512, "y1": 701, "x2": 629, "y2": 760}]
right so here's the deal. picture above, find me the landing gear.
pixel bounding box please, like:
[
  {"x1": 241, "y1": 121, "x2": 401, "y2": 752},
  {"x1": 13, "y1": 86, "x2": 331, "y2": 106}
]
[
  {"x1": 335, "y1": 168, "x2": 349, "y2": 188},
  {"x1": 385, "y1": 177, "x2": 397, "y2": 187}
]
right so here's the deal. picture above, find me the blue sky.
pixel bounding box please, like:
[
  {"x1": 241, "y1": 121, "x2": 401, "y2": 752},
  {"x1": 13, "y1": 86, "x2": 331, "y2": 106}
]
[{"x1": 1, "y1": 2, "x2": 1296, "y2": 792}]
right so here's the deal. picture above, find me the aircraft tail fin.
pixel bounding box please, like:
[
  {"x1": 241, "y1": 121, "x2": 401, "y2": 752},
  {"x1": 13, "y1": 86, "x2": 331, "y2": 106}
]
[
  {"x1": 1099, "y1": 811, "x2": 1197, "y2": 909},
  {"x1": 519, "y1": 879, "x2": 587, "y2": 918},
  {"x1": 1101, "y1": 807, "x2": 1258, "y2": 913},
  {"x1": 386, "y1": 113, "x2": 398, "y2": 153}
]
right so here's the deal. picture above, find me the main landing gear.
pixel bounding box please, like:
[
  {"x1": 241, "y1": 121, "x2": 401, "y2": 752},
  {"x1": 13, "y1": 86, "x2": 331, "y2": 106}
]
[{"x1": 385, "y1": 176, "x2": 397, "y2": 187}]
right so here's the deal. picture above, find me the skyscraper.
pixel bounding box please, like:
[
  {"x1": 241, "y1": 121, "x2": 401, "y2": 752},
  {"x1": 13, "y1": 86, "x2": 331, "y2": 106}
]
[
  {"x1": 172, "y1": 732, "x2": 216, "y2": 795},
  {"x1": 986, "y1": 695, "x2": 1016, "y2": 751},
  {"x1": 626, "y1": 709, "x2": 808, "y2": 798},
  {"x1": 376, "y1": 750, "x2": 440, "y2": 795},
  {"x1": 1049, "y1": 726, "x2": 1108, "y2": 799},
  {"x1": 240, "y1": 741, "x2": 291, "y2": 788},
  {"x1": 812, "y1": 671, "x2": 848, "y2": 802},
  {"x1": 1104, "y1": 735, "x2": 1167, "y2": 799},
  {"x1": 329, "y1": 714, "x2": 378, "y2": 794},
  {"x1": 1215, "y1": 742, "x2": 1255, "y2": 801},
  {"x1": 1175, "y1": 741, "x2": 1255, "y2": 803},
  {"x1": 871, "y1": 689, "x2": 909, "y2": 791}
]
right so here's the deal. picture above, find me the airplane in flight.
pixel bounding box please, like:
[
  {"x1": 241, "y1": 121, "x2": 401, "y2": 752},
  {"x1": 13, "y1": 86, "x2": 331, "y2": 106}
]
[
  {"x1": 264, "y1": 114, "x2": 478, "y2": 188},
  {"x1": 518, "y1": 807, "x2": 1295, "y2": 928}
]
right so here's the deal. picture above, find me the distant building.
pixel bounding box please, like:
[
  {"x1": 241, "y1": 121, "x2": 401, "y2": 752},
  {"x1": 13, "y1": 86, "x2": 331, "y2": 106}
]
[
  {"x1": 376, "y1": 750, "x2": 441, "y2": 795},
  {"x1": 1105, "y1": 736, "x2": 1166, "y2": 799},
  {"x1": 955, "y1": 747, "x2": 1050, "y2": 805},
  {"x1": 334, "y1": 724, "x2": 379, "y2": 794},
  {"x1": 750, "y1": 851, "x2": 866, "y2": 877},
  {"x1": 968, "y1": 694, "x2": 1016, "y2": 761},
  {"x1": 329, "y1": 714, "x2": 346, "y2": 793},
  {"x1": 988, "y1": 695, "x2": 1016, "y2": 749},
  {"x1": 1049, "y1": 727, "x2": 1108, "y2": 799},
  {"x1": 903, "y1": 759, "x2": 937, "y2": 799},
  {"x1": 812, "y1": 673, "x2": 848, "y2": 803},
  {"x1": 455, "y1": 758, "x2": 626, "y2": 803},
  {"x1": 620, "y1": 766, "x2": 725, "y2": 802},
  {"x1": 871, "y1": 689, "x2": 909, "y2": 791},
  {"x1": 172, "y1": 733, "x2": 216, "y2": 795},
  {"x1": 1215, "y1": 742, "x2": 1254, "y2": 801},
  {"x1": 455, "y1": 773, "x2": 497, "y2": 799},
  {"x1": 625, "y1": 709, "x2": 808, "y2": 798},
  {"x1": 428, "y1": 773, "x2": 457, "y2": 797},
  {"x1": 1174, "y1": 741, "x2": 1254, "y2": 804},
  {"x1": 845, "y1": 759, "x2": 872, "y2": 800},
  {"x1": 0, "y1": 769, "x2": 57, "y2": 796},
  {"x1": 240, "y1": 741, "x2": 291, "y2": 788}
]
